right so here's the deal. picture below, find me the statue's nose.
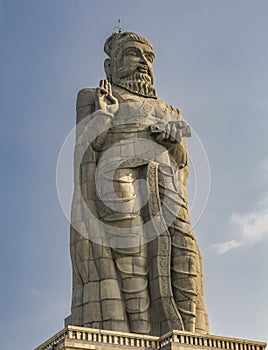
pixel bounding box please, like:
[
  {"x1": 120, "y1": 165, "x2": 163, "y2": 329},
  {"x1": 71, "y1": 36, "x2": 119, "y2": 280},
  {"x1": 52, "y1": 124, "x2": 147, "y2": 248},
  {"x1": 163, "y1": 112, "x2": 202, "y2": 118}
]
[{"x1": 140, "y1": 53, "x2": 149, "y2": 65}]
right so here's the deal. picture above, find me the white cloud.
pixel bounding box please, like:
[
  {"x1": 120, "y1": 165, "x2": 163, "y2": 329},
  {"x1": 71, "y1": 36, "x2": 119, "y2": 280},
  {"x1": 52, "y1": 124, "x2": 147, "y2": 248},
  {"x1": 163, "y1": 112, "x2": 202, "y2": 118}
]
[
  {"x1": 211, "y1": 158, "x2": 268, "y2": 254},
  {"x1": 232, "y1": 209, "x2": 268, "y2": 243},
  {"x1": 210, "y1": 239, "x2": 243, "y2": 254},
  {"x1": 211, "y1": 190, "x2": 268, "y2": 254}
]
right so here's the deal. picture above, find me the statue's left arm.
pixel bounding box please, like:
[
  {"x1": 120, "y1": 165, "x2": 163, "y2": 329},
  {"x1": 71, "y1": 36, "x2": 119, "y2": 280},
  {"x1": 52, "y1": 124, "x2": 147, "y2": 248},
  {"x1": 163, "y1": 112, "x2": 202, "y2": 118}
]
[{"x1": 151, "y1": 115, "x2": 190, "y2": 170}]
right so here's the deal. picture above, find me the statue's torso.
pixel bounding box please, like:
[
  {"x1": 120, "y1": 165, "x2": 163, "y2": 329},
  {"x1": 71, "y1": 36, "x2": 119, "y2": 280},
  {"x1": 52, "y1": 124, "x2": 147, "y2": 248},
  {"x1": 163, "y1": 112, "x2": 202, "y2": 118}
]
[{"x1": 97, "y1": 85, "x2": 183, "y2": 168}]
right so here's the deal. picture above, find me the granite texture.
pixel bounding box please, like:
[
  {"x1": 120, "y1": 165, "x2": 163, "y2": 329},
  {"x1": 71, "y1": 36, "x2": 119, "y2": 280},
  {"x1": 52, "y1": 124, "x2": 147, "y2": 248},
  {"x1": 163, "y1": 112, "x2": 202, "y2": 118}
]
[{"x1": 69, "y1": 32, "x2": 209, "y2": 336}]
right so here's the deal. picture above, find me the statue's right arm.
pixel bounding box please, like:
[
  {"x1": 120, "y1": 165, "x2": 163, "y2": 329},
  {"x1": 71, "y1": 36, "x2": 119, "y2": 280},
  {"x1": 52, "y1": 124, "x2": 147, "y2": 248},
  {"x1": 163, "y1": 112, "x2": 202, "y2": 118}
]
[
  {"x1": 76, "y1": 87, "x2": 114, "y2": 151},
  {"x1": 76, "y1": 88, "x2": 96, "y2": 124}
]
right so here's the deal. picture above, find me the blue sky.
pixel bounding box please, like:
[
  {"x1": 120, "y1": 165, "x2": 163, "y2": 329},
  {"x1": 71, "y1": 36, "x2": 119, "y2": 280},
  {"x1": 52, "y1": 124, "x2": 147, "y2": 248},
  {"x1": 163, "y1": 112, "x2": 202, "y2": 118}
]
[{"x1": 1, "y1": 1, "x2": 268, "y2": 349}]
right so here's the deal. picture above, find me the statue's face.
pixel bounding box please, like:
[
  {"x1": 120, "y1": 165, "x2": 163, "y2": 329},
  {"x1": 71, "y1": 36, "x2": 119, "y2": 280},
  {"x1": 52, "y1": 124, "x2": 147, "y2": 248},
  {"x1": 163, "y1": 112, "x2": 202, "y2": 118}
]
[{"x1": 112, "y1": 40, "x2": 155, "y2": 83}]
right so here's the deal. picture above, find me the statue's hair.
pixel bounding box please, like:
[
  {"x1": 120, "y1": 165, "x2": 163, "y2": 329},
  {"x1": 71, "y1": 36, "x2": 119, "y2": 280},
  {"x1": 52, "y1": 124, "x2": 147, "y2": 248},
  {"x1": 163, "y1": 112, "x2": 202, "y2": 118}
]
[{"x1": 104, "y1": 32, "x2": 153, "y2": 58}]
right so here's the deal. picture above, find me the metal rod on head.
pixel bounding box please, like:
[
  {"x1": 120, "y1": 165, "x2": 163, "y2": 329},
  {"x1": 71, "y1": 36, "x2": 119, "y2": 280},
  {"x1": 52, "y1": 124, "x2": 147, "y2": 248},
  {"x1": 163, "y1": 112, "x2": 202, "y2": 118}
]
[{"x1": 114, "y1": 18, "x2": 123, "y2": 33}]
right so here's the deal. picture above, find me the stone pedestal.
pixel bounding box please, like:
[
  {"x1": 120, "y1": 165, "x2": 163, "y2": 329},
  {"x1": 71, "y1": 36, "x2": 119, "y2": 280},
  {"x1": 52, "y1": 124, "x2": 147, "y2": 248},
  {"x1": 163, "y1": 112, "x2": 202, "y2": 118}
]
[{"x1": 34, "y1": 326, "x2": 266, "y2": 350}]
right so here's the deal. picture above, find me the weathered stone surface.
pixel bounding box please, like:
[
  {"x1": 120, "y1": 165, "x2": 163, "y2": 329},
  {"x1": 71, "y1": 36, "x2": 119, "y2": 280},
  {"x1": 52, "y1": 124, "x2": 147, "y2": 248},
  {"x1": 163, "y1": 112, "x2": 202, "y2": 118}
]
[
  {"x1": 69, "y1": 31, "x2": 209, "y2": 336},
  {"x1": 34, "y1": 326, "x2": 267, "y2": 350}
]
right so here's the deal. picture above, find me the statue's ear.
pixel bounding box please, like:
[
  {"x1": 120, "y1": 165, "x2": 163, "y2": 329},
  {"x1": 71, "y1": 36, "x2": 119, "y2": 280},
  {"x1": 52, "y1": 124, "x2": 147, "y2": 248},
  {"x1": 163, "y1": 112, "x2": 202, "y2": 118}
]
[{"x1": 104, "y1": 58, "x2": 111, "y2": 81}]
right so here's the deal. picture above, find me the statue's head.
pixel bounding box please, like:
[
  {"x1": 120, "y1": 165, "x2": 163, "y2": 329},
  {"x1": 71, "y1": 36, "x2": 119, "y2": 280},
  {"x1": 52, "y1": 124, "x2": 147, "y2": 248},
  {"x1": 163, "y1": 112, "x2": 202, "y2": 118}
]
[{"x1": 104, "y1": 32, "x2": 156, "y2": 98}]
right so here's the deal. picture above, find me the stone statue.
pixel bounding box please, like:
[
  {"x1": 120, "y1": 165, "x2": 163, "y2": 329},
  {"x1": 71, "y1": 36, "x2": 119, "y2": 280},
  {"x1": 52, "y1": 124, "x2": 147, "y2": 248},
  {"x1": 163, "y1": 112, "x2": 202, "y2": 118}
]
[{"x1": 68, "y1": 31, "x2": 209, "y2": 336}]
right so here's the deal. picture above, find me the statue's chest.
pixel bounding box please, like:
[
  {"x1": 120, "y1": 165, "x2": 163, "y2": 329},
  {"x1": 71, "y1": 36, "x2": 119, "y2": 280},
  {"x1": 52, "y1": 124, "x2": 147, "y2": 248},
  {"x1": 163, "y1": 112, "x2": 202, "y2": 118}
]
[{"x1": 110, "y1": 101, "x2": 179, "y2": 126}]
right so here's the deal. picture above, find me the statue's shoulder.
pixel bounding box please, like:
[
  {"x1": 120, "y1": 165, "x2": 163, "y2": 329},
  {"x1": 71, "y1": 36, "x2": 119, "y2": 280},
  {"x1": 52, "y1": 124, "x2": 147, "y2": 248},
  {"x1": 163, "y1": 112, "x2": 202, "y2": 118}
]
[
  {"x1": 157, "y1": 98, "x2": 183, "y2": 120},
  {"x1": 76, "y1": 88, "x2": 96, "y2": 109},
  {"x1": 76, "y1": 88, "x2": 96, "y2": 124}
]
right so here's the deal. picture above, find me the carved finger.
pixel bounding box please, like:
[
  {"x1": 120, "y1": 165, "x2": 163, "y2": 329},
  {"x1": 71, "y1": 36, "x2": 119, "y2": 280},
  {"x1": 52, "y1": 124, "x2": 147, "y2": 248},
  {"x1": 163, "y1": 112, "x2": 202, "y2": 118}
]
[
  {"x1": 104, "y1": 79, "x2": 109, "y2": 92},
  {"x1": 176, "y1": 129, "x2": 182, "y2": 143},
  {"x1": 169, "y1": 124, "x2": 176, "y2": 142},
  {"x1": 165, "y1": 123, "x2": 171, "y2": 140},
  {"x1": 99, "y1": 80, "x2": 105, "y2": 89},
  {"x1": 108, "y1": 81, "x2": 112, "y2": 95},
  {"x1": 171, "y1": 124, "x2": 176, "y2": 138}
]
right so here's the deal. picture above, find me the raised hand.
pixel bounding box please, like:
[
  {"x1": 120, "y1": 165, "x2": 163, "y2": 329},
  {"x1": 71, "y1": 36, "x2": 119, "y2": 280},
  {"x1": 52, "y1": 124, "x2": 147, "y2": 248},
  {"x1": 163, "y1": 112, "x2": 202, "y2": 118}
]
[{"x1": 95, "y1": 80, "x2": 119, "y2": 112}]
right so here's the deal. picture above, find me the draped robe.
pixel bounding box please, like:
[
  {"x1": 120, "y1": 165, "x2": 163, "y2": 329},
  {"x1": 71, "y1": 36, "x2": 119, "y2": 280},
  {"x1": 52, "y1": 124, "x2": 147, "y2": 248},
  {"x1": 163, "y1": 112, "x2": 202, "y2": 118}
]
[{"x1": 68, "y1": 85, "x2": 209, "y2": 336}]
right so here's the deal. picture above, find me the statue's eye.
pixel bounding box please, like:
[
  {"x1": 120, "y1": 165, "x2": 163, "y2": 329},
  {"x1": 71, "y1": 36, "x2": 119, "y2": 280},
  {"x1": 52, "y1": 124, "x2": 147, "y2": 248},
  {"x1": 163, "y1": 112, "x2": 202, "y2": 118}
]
[
  {"x1": 124, "y1": 49, "x2": 138, "y2": 56},
  {"x1": 145, "y1": 54, "x2": 154, "y2": 63}
]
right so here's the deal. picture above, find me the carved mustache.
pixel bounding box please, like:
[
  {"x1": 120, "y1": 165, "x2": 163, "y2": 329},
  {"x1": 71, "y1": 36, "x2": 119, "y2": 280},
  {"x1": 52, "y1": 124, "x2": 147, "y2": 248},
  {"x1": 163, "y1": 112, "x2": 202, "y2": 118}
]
[
  {"x1": 135, "y1": 65, "x2": 152, "y2": 78},
  {"x1": 117, "y1": 64, "x2": 152, "y2": 77}
]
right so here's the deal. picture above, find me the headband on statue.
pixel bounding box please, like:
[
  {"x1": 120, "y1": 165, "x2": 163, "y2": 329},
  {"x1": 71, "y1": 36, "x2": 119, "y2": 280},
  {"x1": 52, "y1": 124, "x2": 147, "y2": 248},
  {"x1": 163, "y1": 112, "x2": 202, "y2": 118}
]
[{"x1": 104, "y1": 32, "x2": 153, "y2": 58}]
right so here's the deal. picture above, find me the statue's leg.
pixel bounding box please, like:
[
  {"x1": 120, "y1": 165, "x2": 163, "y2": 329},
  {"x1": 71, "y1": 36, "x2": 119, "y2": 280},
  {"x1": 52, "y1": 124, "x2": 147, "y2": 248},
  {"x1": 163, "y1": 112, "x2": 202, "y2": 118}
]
[
  {"x1": 70, "y1": 227, "x2": 85, "y2": 326},
  {"x1": 194, "y1": 244, "x2": 210, "y2": 333},
  {"x1": 99, "y1": 166, "x2": 151, "y2": 334},
  {"x1": 158, "y1": 165, "x2": 198, "y2": 332},
  {"x1": 112, "y1": 244, "x2": 151, "y2": 334},
  {"x1": 170, "y1": 229, "x2": 198, "y2": 332}
]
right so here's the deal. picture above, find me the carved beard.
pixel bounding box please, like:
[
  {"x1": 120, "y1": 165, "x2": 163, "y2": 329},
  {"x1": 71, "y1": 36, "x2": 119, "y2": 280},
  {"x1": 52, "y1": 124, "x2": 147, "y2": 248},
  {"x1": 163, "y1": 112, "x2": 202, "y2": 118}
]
[{"x1": 113, "y1": 71, "x2": 157, "y2": 98}]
